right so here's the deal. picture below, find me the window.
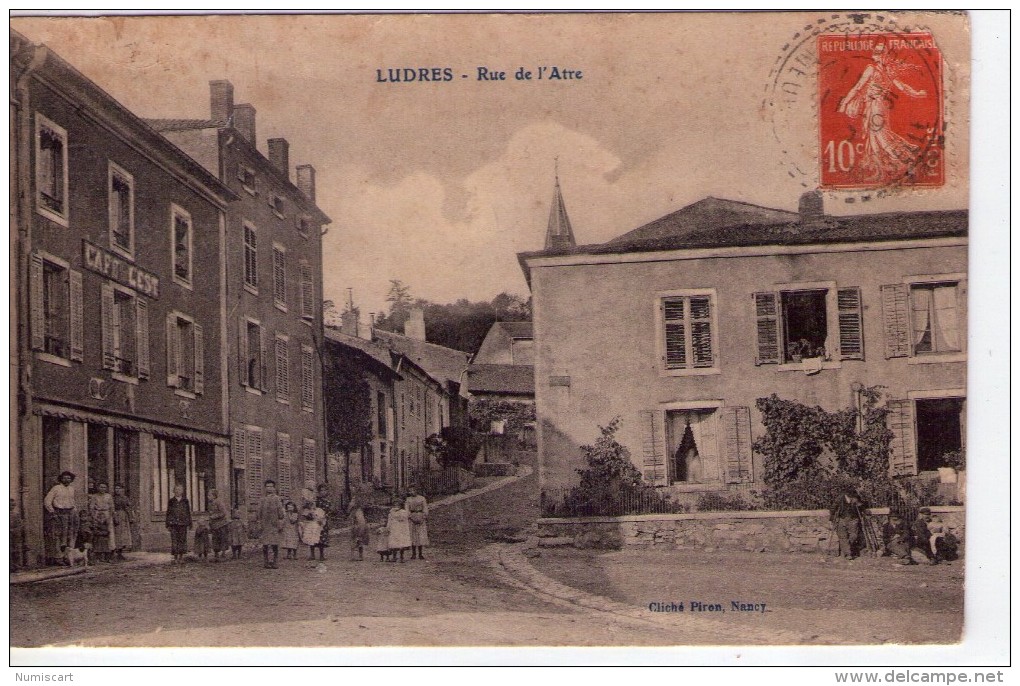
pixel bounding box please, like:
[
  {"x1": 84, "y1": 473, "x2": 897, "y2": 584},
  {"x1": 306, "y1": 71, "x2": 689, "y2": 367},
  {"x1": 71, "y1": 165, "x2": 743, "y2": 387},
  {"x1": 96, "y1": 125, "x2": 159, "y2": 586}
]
[
  {"x1": 232, "y1": 425, "x2": 265, "y2": 506},
  {"x1": 302, "y1": 438, "x2": 317, "y2": 485},
  {"x1": 659, "y1": 292, "x2": 717, "y2": 372},
  {"x1": 166, "y1": 311, "x2": 203, "y2": 395},
  {"x1": 301, "y1": 344, "x2": 314, "y2": 412},
  {"x1": 152, "y1": 438, "x2": 213, "y2": 513},
  {"x1": 276, "y1": 433, "x2": 293, "y2": 499},
  {"x1": 171, "y1": 205, "x2": 193, "y2": 288},
  {"x1": 268, "y1": 193, "x2": 285, "y2": 219},
  {"x1": 102, "y1": 284, "x2": 150, "y2": 380},
  {"x1": 910, "y1": 283, "x2": 962, "y2": 355},
  {"x1": 242, "y1": 222, "x2": 259, "y2": 291},
  {"x1": 753, "y1": 285, "x2": 863, "y2": 365},
  {"x1": 666, "y1": 409, "x2": 720, "y2": 484},
  {"x1": 881, "y1": 278, "x2": 965, "y2": 361},
  {"x1": 239, "y1": 318, "x2": 266, "y2": 391},
  {"x1": 641, "y1": 405, "x2": 751, "y2": 487},
  {"x1": 30, "y1": 252, "x2": 83, "y2": 363},
  {"x1": 35, "y1": 113, "x2": 68, "y2": 225},
  {"x1": 272, "y1": 244, "x2": 287, "y2": 310},
  {"x1": 296, "y1": 215, "x2": 311, "y2": 238},
  {"x1": 275, "y1": 334, "x2": 290, "y2": 403},
  {"x1": 299, "y1": 260, "x2": 314, "y2": 319},
  {"x1": 237, "y1": 164, "x2": 257, "y2": 195},
  {"x1": 108, "y1": 162, "x2": 134, "y2": 257},
  {"x1": 377, "y1": 391, "x2": 387, "y2": 437},
  {"x1": 888, "y1": 392, "x2": 966, "y2": 476}
]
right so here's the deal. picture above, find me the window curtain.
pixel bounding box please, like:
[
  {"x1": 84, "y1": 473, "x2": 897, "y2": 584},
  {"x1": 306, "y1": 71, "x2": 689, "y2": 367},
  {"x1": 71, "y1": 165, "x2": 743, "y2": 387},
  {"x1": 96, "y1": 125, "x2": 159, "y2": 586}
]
[
  {"x1": 910, "y1": 287, "x2": 933, "y2": 348},
  {"x1": 932, "y1": 285, "x2": 959, "y2": 351}
]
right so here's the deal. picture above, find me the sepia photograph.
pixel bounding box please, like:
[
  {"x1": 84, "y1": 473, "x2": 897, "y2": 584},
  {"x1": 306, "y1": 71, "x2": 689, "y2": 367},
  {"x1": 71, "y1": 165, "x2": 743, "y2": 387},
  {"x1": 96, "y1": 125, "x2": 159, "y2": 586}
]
[{"x1": 6, "y1": 9, "x2": 1008, "y2": 669}]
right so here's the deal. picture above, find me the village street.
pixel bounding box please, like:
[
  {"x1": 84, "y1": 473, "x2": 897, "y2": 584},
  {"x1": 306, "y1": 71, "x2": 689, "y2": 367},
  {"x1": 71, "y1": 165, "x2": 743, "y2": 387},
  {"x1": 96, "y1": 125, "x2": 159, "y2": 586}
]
[{"x1": 11, "y1": 467, "x2": 963, "y2": 649}]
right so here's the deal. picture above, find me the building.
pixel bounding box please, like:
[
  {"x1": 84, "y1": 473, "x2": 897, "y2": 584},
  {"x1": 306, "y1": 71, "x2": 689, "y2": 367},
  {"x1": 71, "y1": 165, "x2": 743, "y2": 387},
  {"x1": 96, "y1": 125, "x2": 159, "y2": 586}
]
[
  {"x1": 323, "y1": 310, "x2": 470, "y2": 493},
  {"x1": 10, "y1": 30, "x2": 237, "y2": 558},
  {"x1": 465, "y1": 321, "x2": 535, "y2": 403},
  {"x1": 519, "y1": 189, "x2": 967, "y2": 501},
  {"x1": 147, "y1": 82, "x2": 331, "y2": 509}
]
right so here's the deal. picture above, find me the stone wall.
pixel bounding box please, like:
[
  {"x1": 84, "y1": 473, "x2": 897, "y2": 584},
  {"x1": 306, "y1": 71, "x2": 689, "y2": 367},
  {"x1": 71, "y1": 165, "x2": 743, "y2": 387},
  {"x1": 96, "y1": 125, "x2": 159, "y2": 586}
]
[{"x1": 535, "y1": 506, "x2": 965, "y2": 554}]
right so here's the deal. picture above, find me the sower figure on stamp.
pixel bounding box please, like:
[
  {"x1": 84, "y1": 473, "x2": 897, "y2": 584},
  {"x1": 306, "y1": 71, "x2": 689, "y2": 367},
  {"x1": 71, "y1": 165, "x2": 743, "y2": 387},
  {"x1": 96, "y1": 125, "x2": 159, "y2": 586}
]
[{"x1": 830, "y1": 490, "x2": 865, "y2": 560}]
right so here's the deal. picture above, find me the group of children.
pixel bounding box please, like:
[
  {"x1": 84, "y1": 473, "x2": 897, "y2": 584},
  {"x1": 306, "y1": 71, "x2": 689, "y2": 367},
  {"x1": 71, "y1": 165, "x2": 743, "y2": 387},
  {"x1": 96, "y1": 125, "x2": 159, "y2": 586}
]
[
  {"x1": 192, "y1": 508, "x2": 249, "y2": 561},
  {"x1": 881, "y1": 507, "x2": 960, "y2": 566},
  {"x1": 347, "y1": 490, "x2": 429, "y2": 564}
]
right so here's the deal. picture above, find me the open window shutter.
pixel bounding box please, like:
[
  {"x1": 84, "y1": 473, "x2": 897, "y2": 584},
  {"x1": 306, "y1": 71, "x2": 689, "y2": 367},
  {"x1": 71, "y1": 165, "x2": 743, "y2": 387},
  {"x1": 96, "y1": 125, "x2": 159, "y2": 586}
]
[
  {"x1": 753, "y1": 292, "x2": 780, "y2": 365},
  {"x1": 300, "y1": 262, "x2": 314, "y2": 318},
  {"x1": 887, "y1": 399, "x2": 917, "y2": 477},
  {"x1": 238, "y1": 317, "x2": 249, "y2": 387},
  {"x1": 689, "y1": 296, "x2": 714, "y2": 367},
  {"x1": 661, "y1": 297, "x2": 686, "y2": 369},
  {"x1": 165, "y1": 313, "x2": 179, "y2": 386},
  {"x1": 836, "y1": 286, "x2": 864, "y2": 360},
  {"x1": 639, "y1": 410, "x2": 667, "y2": 486},
  {"x1": 134, "y1": 297, "x2": 149, "y2": 377},
  {"x1": 68, "y1": 269, "x2": 84, "y2": 361},
  {"x1": 721, "y1": 406, "x2": 753, "y2": 484},
  {"x1": 259, "y1": 327, "x2": 268, "y2": 391},
  {"x1": 30, "y1": 253, "x2": 45, "y2": 351},
  {"x1": 193, "y1": 322, "x2": 204, "y2": 395},
  {"x1": 232, "y1": 426, "x2": 247, "y2": 469},
  {"x1": 957, "y1": 280, "x2": 968, "y2": 352},
  {"x1": 880, "y1": 284, "x2": 910, "y2": 359},
  {"x1": 277, "y1": 434, "x2": 292, "y2": 498},
  {"x1": 101, "y1": 283, "x2": 116, "y2": 370},
  {"x1": 303, "y1": 439, "x2": 317, "y2": 485},
  {"x1": 247, "y1": 429, "x2": 264, "y2": 505}
]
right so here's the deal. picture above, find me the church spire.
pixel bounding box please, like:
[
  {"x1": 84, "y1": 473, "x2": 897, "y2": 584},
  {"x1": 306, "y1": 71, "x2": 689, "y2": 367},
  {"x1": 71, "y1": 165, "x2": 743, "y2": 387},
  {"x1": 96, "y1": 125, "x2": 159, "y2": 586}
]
[{"x1": 544, "y1": 162, "x2": 576, "y2": 251}]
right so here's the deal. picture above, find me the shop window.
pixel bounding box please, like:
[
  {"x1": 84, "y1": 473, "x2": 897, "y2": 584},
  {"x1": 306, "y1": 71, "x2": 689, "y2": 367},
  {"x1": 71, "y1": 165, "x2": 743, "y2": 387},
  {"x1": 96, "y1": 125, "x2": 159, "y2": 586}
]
[{"x1": 152, "y1": 438, "x2": 214, "y2": 514}]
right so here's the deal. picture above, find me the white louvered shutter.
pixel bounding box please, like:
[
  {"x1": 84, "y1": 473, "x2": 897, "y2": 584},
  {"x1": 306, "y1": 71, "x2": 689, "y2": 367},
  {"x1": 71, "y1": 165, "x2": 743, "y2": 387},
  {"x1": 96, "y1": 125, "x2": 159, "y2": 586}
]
[
  {"x1": 720, "y1": 406, "x2": 753, "y2": 484},
  {"x1": 837, "y1": 287, "x2": 864, "y2": 360},
  {"x1": 689, "y1": 295, "x2": 714, "y2": 367},
  {"x1": 165, "y1": 313, "x2": 179, "y2": 386},
  {"x1": 300, "y1": 262, "x2": 314, "y2": 319},
  {"x1": 639, "y1": 410, "x2": 667, "y2": 486},
  {"x1": 238, "y1": 317, "x2": 249, "y2": 387},
  {"x1": 880, "y1": 284, "x2": 910, "y2": 359},
  {"x1": 753, "y1": 292, "x2": 780, "y2": 364},
  {"x1": 232, "y1": 426, "x2": 247, "y2": 469},
  {"x1": 301, "y1": 345, "x2": 314, "y2": 411},
  {"x1": 302, "y1": 439, "x2": 317, "y2": 485},
  {"x1": 30, "y1": 253, "x2": 45, "y2": 351},
  {"x1": 661, "y1": 297, "x2": 686, "y2": 369},
  {"x1": 259, "y1": 327, "x2": 268, "y2": 391},
  {"x1": 887, "y1": 400, "x2": 917, "y2": 477},
  {"x1": 275, "y1": 337, "x2": 289, "y2": 401},
  {"x1": 247, "y1": 429, "x2": 264, "y2": 505},
  {"x1": 277, "y1": 433, "x2": 292, "y2": 498}
]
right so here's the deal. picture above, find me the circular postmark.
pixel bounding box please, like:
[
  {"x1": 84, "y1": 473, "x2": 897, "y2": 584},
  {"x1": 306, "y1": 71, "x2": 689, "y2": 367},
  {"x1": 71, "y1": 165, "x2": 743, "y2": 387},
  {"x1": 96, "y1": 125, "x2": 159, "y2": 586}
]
[{"x1": 762, "y1": 12, "x2": 946, "y2": 202}]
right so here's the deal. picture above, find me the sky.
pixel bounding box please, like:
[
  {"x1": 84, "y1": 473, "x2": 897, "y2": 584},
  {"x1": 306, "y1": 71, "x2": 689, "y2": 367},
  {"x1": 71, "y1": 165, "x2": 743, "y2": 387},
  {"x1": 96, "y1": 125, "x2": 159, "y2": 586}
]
[{"x1": 10, "y1": 12, "x2": 971, "y2": 318}]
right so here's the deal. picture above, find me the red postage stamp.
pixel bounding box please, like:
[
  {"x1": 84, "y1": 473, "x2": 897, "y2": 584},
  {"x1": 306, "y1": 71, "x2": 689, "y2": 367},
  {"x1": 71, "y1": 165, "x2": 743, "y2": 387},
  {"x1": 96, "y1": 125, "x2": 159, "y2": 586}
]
[{"x1": 818, "y1": 31, "x2": 944, "y2": 189}]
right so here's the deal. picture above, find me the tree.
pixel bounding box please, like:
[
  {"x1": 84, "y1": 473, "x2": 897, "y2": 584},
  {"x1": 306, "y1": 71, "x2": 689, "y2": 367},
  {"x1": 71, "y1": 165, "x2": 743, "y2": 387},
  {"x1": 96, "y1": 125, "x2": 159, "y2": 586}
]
[
  {"x1": 322, "y1": 351, "x2": 374, "y2": 502},
  {"x1": 425, "y1": 426, "x2": 483, "y2": 470},
  {"x1": 375, "y1": 280, "x2": 418, "y2": 334}
]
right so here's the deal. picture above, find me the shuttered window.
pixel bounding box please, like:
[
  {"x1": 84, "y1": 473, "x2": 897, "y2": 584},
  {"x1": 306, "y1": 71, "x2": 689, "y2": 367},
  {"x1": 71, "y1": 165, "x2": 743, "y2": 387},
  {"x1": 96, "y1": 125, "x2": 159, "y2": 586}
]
[
  {"x1": 243, "y1": 222, "x2": 258, "y2": 291},
  {"x1": 881, "y1": 284, "x2": 911, "y2": 359},
  {"x1": 31, "y1": 253, "x2": 83, "y2": 363},
  {"x1": 887, "y1": 399, "x2": 917, "y2": 477},
  {"x1": 753, "y1": 292, "x2": 780, "y2": 364},
  {"x1": 302, "y1": 438, "x2": 317, "y2": 485},
  {"x1": 247, "y1": 427, "x2": 264, "y2": 506},
  {"x1": 272, "y1": 245, "x2": 287, "y2": 310},
  {"x1": 102, "y1": 284, "x2": 148, "y2": 378},
  {"x1": 836, "y1": 287, "x2": 864, "y2": 360},
  {"x1": 239, "y1": 318, "x2": 267, "y2": 391},
  {"x1": 910, "y1": 283, "x2": 962, "y2": 355},
  {"x1": 299, "y1": 261, "x2": 314, "y2": 320},
  {"x1": 171, "y1": 205, "x2": 193, "y2": 288},
  {"x1": 276, "y1": 433, "x2": 292, "y2": 498},
  {"x1": 639, "y1": 410, "x2": 667, "y2": 486},
  {"x1": 108, "y1": 162, "x2": 134, "y2": 257},
  {"x1": 166, "y1": 311, "x2": 201, "y2": 393},
  {"x1": 660, "y1": 293, "x2": 715, "y2": 371},
  {"x1": 275, "y1": 334, "x2": 290, "y2": 403},
  {"x1": 719, "y1": 406, "x2": 753, "y2": 484},
  {"x1": 301, "y1": 344, "x2": 314, "y2": 412},
  {"x1": 232, "y1": 426, "x2": 247, "y2": 469},
  {"x1": 35, "y1": 113, "x2": 68, "y2": 224}
]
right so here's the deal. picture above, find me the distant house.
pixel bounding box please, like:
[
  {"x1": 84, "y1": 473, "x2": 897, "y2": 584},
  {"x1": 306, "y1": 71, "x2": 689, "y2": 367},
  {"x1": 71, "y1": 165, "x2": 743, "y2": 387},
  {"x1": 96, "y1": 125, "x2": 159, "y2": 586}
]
[
  {"x1": 519, "y1": 187, "x2": 967, "y2": 502},
  {"x1": 466, "y1": 321, "x2": 535, "y2": 403},
  {"x1": 323, "y1": 309, "x2": 470, "y2": 493}
]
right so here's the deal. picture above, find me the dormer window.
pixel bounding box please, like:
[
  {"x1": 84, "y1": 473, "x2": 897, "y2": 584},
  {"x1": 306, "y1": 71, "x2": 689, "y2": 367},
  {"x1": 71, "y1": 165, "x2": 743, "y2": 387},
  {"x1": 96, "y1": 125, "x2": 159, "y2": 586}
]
[
  {"x1": 237, "y1": 164, "x2": 257, "y2": 195},
  {"x1": 268, "y1": 193, "x2": 285, "y2": 219}
]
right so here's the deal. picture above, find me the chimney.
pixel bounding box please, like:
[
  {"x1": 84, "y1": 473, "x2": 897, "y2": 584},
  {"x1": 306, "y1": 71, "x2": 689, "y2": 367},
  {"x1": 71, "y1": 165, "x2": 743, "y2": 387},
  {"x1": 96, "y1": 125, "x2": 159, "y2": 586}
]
[
  {"x1": 210, "y1": 80, "x2": 234, "y2": 123},
  {"x1": 340, "y1": 310, "x2": 358, "y2": 337},
  {"x1": 404, "y1": 308, "x2": 426, "y2": 341},
  {"x1": 268, "y1": 138, "x2": 290, "y2": 178},
  {"x1": 233, "y1": 103, "x2": 256, "y2": 144},
  {"x1": 799, "y1": 190, "x2": 824, "y2": 220},
  {"x1": 296, "y1": 164, "x2": 316, "y2": 202}
]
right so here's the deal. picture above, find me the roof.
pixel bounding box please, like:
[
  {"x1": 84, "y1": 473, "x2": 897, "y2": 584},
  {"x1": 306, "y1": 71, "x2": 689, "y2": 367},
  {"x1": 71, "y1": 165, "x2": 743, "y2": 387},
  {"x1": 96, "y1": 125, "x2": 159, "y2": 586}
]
[
  {"x1": 372, "y1": 329, "x2": 470, "y2": 389},
  {"x1": 324, "y1": 328, "x2": 401, "y2": 379},
  {"x1": 493, "y1": 321, "x2": 533, "y2": 339},
  {"x1": 545, "y1": 177, "x2": 576, "y2": 250},
  {"x1": 145, "y1": 118, "x2": 223, "y2": 132},
  {"x1": 465, "y1": 364, "x2": 535, "y2": 397},
  {"x1": 518, "y1": 196, "x2": 969, "y2": 283}
]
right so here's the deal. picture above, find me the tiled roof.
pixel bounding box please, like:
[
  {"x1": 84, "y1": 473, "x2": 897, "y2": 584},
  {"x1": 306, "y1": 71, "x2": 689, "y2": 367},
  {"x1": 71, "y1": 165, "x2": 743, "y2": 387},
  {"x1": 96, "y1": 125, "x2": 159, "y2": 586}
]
[
  {"x1": 466, "y1": 364, "x2": 535, "y2": 396},
  {"x1": 371, "y1": 330, "x2": 470, "y2": 388},
  {"x1": 324, "y1": 328, "x2": 400, "y2": 378}
]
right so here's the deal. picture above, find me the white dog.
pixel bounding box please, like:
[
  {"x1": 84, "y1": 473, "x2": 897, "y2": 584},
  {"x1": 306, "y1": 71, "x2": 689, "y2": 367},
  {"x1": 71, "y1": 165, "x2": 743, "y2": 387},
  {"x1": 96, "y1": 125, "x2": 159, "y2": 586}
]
[{"x1": 63, "y1": 543, "x2": 92, "y2": 568}]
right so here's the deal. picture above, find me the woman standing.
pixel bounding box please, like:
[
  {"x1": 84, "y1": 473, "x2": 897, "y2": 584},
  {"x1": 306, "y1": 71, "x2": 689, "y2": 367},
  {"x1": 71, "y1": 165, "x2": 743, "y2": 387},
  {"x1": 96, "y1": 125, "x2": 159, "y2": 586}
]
[
  {"x1": 112, "y1": 484, "x2": 133, "y2": 560},
  {"x1": 90, "y1": 482, "x2": 116, "y2": 563},
  {"x1": 405, "y1": 488, "x2": 429, "y2": 561},
  {"x1": 207, "y1": 488, "x2": 230, "y2": 563},
  {"x1": 347, "y1": 495, "x2": 370, "y2": 561},
  {"x1": 165, "y1": 484, "x2": 192, "y2": 564}
]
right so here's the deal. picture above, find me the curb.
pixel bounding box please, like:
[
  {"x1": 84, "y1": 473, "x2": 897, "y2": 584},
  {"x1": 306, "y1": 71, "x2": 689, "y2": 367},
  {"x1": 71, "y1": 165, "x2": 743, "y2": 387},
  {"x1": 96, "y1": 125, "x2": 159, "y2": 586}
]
[
  {"x1": 489, "y1": 542, "x2": 839, "y2": 645},
  {"x1": 11, "y1": 552, "x2": 173, "y2": 585}
]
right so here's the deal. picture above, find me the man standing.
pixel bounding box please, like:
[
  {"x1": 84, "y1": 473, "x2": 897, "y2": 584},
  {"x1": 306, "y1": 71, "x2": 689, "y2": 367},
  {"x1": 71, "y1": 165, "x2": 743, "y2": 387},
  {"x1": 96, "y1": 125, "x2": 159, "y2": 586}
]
[
  {"x1": 830, "y1": 490, "x2": 864, "y2": 560},
  {"x1": 207, "y1": 488, "x2": 230, "y2": 563},
  {"x1": 43, "y1": 471, "x2": 79, "y2": 566}
]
